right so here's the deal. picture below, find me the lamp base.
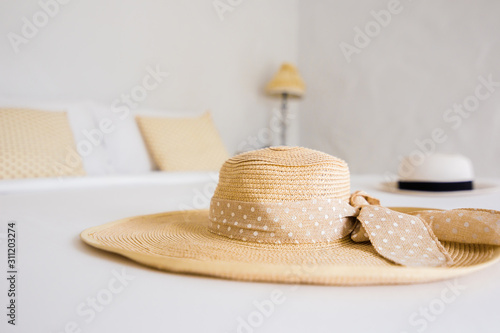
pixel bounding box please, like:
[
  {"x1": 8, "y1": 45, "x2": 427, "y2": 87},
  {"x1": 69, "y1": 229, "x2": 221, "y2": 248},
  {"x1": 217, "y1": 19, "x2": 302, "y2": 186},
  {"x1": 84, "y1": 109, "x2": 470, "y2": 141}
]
[{"x1": 280, "y1": 92, "x2": 288, "y2": 146}]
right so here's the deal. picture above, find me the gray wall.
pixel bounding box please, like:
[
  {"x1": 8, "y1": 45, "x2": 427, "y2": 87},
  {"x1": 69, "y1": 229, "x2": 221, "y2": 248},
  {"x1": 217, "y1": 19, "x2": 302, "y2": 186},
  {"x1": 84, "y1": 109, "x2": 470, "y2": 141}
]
[
  {"x1": 298, "y1": 0, "x2": 500, "y2": 178},
  {"x1": 0, "y1": 0, "x2": 300, "y2": 154}
]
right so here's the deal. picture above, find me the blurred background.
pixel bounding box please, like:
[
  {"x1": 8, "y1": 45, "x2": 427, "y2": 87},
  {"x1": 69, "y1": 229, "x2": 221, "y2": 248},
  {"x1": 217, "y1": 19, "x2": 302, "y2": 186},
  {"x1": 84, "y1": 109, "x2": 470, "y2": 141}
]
[{"x1": 1, "y1": 0, "x2": 499, "y2": 177}]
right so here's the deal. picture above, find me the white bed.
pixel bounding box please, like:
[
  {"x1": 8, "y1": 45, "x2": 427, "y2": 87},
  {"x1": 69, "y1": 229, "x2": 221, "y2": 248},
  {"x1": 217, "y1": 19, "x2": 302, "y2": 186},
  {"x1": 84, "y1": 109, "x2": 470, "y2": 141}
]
[{"x1": 1, "y1": 174, "x2": 499, "y2": 333}]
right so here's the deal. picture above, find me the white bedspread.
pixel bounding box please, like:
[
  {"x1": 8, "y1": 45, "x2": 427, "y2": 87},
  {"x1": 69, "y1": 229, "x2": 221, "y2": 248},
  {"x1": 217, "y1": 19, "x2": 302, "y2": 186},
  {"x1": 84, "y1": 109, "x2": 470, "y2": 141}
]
[
  {"x1": 1, "y1": 175, "x2": 499, "y2": 333},
  {"x1": 0, "y1": 172, "x2": 219, "y2": 194}
]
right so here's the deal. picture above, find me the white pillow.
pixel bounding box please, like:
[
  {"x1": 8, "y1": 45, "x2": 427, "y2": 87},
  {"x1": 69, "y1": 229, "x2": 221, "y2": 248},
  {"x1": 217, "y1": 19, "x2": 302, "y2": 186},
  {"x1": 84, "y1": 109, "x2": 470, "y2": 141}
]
[
  {"x1": 91, "y1": 104, "x2": 206, "y2": 174},
  {"x1": 0, "y1": 98, "x2": 112, "y2": 176},
  {"x1": 89, "y1": 102, "x2": 154, "y2": 173}
]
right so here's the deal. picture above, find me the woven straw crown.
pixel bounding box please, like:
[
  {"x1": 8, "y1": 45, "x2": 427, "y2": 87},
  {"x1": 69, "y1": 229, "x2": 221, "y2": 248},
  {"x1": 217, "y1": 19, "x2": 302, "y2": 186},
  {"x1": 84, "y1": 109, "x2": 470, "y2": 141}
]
[
  {"x1": 213, "y1": 146, "x2": 350, "y2": 203},
  {"x1": 208, "y1": 147, "x2": 354, "y2": 245}
]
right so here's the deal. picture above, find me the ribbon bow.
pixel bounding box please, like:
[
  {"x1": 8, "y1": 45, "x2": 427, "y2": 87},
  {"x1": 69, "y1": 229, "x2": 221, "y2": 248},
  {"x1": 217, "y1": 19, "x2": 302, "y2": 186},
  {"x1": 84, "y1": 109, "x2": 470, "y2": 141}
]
[
  {"x1": 208, "y1": 192, "x2": 500, "y2": 267},
  {"x1": 347, "y1": 191, "x2": 500, "y2": 267}
]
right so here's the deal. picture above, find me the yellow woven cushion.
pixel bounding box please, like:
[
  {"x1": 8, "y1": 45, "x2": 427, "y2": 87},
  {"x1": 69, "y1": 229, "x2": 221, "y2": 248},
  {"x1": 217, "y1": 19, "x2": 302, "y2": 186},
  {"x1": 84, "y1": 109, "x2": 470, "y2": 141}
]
[
  {"x1": 0, "y1": 108, "x2": 86, "y2": 179},
  {"x1": 136, "y1": 112, "x2": 229, "y2": 171}
]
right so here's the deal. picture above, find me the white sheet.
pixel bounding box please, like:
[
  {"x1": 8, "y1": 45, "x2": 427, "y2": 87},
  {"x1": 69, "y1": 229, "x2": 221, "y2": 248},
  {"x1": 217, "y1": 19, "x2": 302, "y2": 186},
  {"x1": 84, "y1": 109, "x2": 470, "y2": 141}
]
[
  {"x1": 0, "y1": 172, "x2": 219, "y2": 194},
  {"x1": 1, "y1": 175, "x2": 499, "y2": 333}
]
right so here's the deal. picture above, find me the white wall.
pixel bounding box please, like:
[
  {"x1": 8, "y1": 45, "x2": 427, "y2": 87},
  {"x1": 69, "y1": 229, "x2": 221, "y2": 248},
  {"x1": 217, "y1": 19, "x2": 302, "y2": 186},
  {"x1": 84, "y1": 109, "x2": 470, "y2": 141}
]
[
  {"x1": 298, "y1": 0, "x2": 500, "y2": 178},
  {"x1": 0, "y1": 0, "x2": 299, "y2": 154},
  {"x1": 2, "y1": 0, "x2": 499, "y2": 178}
]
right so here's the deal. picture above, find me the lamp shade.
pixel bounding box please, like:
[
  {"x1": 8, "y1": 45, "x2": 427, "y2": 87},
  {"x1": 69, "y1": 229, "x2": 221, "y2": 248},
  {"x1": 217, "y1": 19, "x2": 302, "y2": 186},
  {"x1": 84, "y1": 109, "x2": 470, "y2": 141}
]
[{"x1": 266, "y1": 63, "x2": 305, "y2": 97}]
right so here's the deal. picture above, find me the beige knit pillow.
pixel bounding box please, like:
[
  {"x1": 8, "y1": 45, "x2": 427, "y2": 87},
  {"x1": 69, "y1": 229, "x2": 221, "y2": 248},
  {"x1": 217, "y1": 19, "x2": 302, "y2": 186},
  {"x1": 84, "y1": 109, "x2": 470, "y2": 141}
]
[
  {"x1": 0, "y1": 108, "x2": 86, "y2": 179},
  {"x1": 136, "y1": 112, "x2": 229, "y2": 171}
]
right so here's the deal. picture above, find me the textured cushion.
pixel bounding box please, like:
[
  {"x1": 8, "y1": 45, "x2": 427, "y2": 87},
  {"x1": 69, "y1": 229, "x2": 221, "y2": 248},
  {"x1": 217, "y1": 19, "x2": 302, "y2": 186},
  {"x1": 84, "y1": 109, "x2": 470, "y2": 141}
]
[
  {"x1": 136, "y1": 112, "x2": 229, "y2": 171},
  {"x1": 0, "y1": 98, "x2": 111, "y2": 176},
  {"x1": 0, "y1": 108, "x2": 86, "y2": 179}
]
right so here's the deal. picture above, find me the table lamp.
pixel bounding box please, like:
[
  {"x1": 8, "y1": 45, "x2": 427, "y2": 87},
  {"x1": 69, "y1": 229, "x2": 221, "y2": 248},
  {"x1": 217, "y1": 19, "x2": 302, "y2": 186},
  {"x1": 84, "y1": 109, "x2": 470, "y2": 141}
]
[{"x1": 266, "y1": 62, "x2": 305, "y2": 146}]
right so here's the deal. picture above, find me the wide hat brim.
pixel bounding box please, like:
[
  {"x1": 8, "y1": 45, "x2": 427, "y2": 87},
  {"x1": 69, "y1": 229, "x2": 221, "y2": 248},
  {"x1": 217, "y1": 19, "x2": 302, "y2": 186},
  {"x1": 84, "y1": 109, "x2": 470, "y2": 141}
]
[{"x1": 81, "y1": 207, "x2": 500, "y2": 286}]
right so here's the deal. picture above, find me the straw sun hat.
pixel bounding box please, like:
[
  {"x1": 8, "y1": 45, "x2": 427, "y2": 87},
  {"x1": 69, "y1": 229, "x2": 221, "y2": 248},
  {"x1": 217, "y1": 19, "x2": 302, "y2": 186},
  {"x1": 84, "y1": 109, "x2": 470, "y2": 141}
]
[{"x1": 81, "y1": 147, "x2": 500, "y2": 285}]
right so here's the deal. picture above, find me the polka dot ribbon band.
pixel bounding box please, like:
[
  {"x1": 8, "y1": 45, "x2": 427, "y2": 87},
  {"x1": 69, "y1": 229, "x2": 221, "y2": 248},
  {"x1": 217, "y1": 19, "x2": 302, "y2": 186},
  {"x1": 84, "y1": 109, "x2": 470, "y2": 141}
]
[{"x1": 208, "y1": 191, "x2": 500, "y2": 267}]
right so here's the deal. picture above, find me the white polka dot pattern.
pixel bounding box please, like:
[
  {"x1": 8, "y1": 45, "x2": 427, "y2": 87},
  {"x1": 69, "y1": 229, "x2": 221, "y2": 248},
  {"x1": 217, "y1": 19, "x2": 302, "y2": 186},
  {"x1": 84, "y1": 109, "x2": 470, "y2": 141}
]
[
  {"x1": 411, "y1": 209, "x2": 500, "y2": 246},
  {"x1": 207, "y1": 195, "x2": 454, "y2": 267},
  {"x1": 349, "y1": 191, "x2": 381, "y2": 242},
  {"x1": 356, "y1": 207, "x2": 451, "y2": 267},
  {"x1": 208, "y1": 197, "x2": 358, "y2": 244},
  {"x1": 207, "y1": 191, "x2": 500, "y2": 268}
]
